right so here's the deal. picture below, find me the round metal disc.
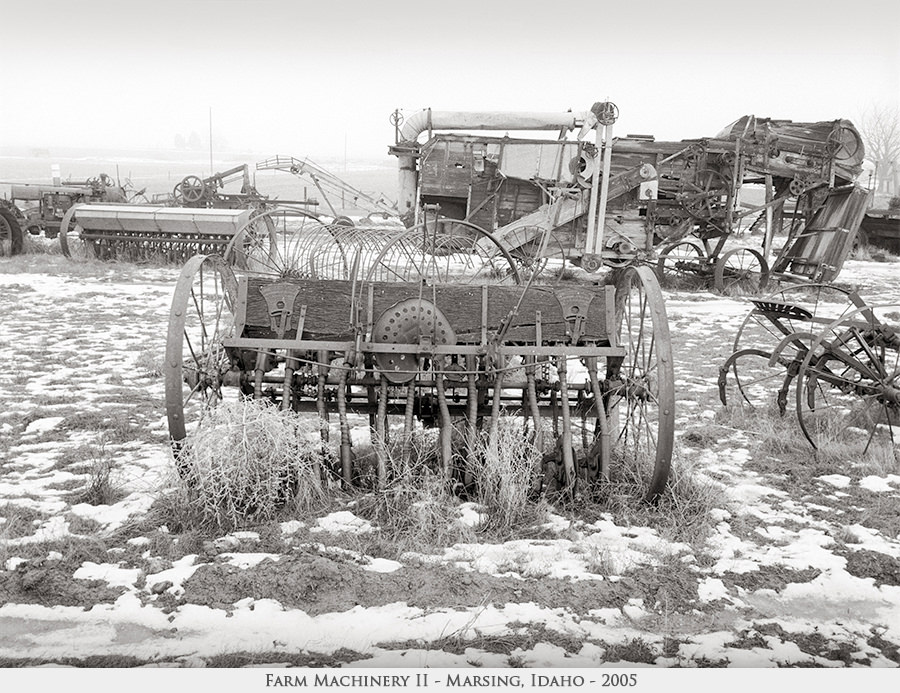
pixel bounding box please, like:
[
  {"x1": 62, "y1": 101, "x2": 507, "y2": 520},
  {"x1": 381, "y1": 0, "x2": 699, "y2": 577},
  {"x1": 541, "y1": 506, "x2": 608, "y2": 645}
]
[{"x1": 372, "y1": 298, "x2": 456, "y2": 383}]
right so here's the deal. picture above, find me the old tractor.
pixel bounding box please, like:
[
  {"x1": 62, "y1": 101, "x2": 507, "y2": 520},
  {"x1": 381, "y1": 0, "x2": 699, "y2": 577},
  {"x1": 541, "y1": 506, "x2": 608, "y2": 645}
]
[
  {"x1": 0, "y1": 172, "x2": 128, "y2": 252},
  {"x1": 165, "y1": 102, "x2": 675, "y2": 502}
]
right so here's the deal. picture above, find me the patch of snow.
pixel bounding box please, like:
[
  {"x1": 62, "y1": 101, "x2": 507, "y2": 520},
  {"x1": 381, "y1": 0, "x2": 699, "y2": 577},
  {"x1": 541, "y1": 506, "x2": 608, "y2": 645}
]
[
  {"x1": 69, "y1": 492, "x2": 155, "y2": 532},
  {"x1": 455, "y1": 502, "x2": 487, "y2": 528},
  {"x1": 144, "y1": 554, "x2": 201, "y2": 596},
  {"x1": 279, "y1": 520, "x2": 305, "y2": 535},
  {"x1": 817, "y1": 474, "x2": 852, "y2": 488},
  {"x1": 697, "y1": 577, "x2": 730, "y2": 602},
  {"x1": 311, "y1": 510, "x2": 375, "y2": 534},
  {"x1": 5, "y1": 557, "x2": 27, "y2": 571},
  {"x1": 73, "y1": 562, "x2": 142, "y2": 589},
  {"x1": 23, "y1": 417, "x2": 65, "y2": 434},
  {"x1": 859, "y1": 475, "x2": 895, "y2": 493},
  {"x1": 220, "y1": 553, "x2": 281, "y2": 569}
]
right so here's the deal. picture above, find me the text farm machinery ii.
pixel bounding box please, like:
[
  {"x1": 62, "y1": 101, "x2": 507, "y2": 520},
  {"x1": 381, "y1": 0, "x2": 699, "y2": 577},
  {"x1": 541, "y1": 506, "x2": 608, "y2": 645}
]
[{"x1": 164, "y1": 102, "x2": 676, "y2": 503}]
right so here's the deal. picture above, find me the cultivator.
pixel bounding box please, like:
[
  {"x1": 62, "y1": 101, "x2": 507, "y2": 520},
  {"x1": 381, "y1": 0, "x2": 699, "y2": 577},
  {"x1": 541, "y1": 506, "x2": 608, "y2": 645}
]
[
  {"x1": 165, "y1": 103, "x2": 676, "y2": 501},
  {"x1": 719, "y1": 284, "x2": 900, "y2": 454}
]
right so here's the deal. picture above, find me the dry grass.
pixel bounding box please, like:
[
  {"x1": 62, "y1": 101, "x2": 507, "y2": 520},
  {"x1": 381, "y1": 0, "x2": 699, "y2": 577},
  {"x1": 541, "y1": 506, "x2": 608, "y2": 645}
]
[
  {"x1": 472, "y1": 418, "x2": 548, "y2": 535},
  {"x1": 174, "y1": 399, "x2": 328, "y2": 530},
  {"x1": 71, "y1": 441, "x2": 122, "y2": 506},
  {"x1": 592, "y1": 448, "x2": 722, "y2": 545}
]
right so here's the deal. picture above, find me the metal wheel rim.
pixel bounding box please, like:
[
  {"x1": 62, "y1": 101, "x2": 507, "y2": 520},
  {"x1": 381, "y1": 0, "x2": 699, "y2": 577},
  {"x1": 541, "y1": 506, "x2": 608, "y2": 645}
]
[
  {"x1": 714, "y1": 246, "x2": 769, "y2": 296},
  {"x1": 726, "y1": 283, "x2": 861, "y2": 408},
  {"x1": 611, "y1": 265, "x2": 675, "y2": 501},
  {"x1": 0, "y1": 209, "x2": 24, "y2": 257},
  {"x1": 795, "y1": 303, "x2": 900, "y2": 452},
  {"x1": 656, "y1": 240, "x2": 706, "y2": 290},
  {"x1": 165, "y1": 254, "x2": 239, "y2": 451},
  {"x1": 362, "y1": 219, "x2": 521, "y2": 285}
]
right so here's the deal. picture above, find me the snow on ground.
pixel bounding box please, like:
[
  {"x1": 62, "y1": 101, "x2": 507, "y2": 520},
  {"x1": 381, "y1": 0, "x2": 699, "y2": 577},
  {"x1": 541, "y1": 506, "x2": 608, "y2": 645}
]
[{"x1": 1, "y1": 255, "x2": 899, "y2": 667}]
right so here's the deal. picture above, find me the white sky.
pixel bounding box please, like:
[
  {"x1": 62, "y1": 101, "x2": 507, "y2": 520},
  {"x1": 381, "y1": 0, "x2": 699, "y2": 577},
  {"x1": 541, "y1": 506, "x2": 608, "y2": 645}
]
[{"x1": 1, "y1": 0, "x2": 897, "y2": 158}]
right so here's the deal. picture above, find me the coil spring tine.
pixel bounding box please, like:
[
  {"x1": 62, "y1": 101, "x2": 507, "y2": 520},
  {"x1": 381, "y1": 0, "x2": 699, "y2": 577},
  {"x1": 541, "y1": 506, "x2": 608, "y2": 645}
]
[
  {"x1": 316, "y1": 350, "x2": 329, "y2": 445},
  {"x1": 465, "y1": 354, "x2": 479, "y2": 488},
  {"x1": 490, "y1": 370, "x2": 504, "y2": 442},
  {"x1": 281, "y1": 349, "x2": 296, "y2": 411},
  {"x1": 253, "y1": 351, "x2": 267, "y2": 398},
  {"x1": 525, "y1": 357, "x2": 543, "y2": 452}
]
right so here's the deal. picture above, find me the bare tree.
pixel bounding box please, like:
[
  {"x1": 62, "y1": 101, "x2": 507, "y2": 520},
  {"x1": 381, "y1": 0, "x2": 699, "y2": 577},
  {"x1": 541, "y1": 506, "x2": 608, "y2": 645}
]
[{"x1": 860, "y1": 104, "x2": 900, "y2": 195}]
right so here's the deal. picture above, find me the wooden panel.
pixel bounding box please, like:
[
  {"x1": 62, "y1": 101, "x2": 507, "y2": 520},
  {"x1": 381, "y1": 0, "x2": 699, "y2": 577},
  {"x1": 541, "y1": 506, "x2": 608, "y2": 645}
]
[
  {"x1": 420, "y1": 140, "x2": 473, "y2": 198},
  {"x1": 239, "y1": 277, "x2": 614, "y2": 345}
]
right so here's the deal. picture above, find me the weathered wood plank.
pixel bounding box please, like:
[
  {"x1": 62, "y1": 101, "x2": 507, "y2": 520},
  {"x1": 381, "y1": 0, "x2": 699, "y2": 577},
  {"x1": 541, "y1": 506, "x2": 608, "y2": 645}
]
[{"x1": 239, "y1": 277, "x2": 614, "y2": 345}]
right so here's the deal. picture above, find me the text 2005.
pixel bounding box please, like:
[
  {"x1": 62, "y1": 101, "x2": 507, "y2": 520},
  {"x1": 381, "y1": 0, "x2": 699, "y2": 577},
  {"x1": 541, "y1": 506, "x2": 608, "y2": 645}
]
[{"x1": 601, "y1": 674, "x2": 637, "y2": 687}]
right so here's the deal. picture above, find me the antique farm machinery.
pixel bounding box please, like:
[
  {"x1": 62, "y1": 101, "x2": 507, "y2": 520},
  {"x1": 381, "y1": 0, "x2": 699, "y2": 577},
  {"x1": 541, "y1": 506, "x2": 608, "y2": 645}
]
[
  {"x1": 58, "y1": 204, "x2": 257, "y2": 262},
  {"x1": 655, "y1": 117, "x2": 868, "y2": 293},
  {"x1": 0, "y1": 172, "x2": 129, "y2": 252},
  {"x1": 719, "y1": 284, "x2": 900, "y2": 455},
  {"x1": 165, "y1": 103, "x2": 676, "y2": 502},
  {"x1": 383, "y1": 107, "x2": 866, "y2": 293},
  {"x1": 168, "y1": 164, "x2": 266, "y2": 209},
  {"x1": 57, "y1": 165, "x2": 276, "y2": 262},
  {"x1": 256, "y1": 155, "x2": 398, "y2": 222}
]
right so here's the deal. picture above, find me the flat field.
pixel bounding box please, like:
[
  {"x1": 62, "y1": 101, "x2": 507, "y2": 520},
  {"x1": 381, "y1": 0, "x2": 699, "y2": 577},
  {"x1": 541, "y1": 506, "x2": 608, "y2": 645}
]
[{"x1": 0, "y1": 249, "x2": 899, "y2": 668}]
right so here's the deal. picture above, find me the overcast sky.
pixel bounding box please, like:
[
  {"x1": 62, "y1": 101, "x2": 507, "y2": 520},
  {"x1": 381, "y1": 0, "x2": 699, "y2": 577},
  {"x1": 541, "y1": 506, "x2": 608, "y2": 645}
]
[{"x1": 1, "y1": 0, "x2": 897, "y2": 159}]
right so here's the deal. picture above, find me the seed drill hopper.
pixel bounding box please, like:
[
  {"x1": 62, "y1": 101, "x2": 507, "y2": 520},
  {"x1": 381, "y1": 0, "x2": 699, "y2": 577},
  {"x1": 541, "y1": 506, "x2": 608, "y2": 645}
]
[{"x1": 165, "y1": 103, "x2": 676, "y2": 501}]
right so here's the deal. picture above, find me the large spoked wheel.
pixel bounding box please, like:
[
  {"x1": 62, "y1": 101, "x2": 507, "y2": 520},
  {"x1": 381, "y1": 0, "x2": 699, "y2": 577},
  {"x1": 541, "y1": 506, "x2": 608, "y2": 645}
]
[
  {"x1": 795, "y1": 303, "x2": 900, "y2": 456},
  {"x1": 165, "y1": 254, "x2": 241, "y2": 461},
  {"x1": 713, "y1": 246, "x2": 769, "y2": 296},
  {"x1": 58, "y1": 205, "x2": 96, "y2": 260},
  {"x1": 720, "y1": 283, "x2": 866, "y2": 411},
  {"x1": 655, "y1": 240, "x2": 707, "y2": 290},
  {"x1": 364, "y1": 219, "x2": 521, "y2": 285},
  {"x1": 609, "y1": 266, "x2": 675, "y2": 502},
  {"x1": 223, "y1": 207, "x2": 353, "y2": 279},
  {"x1": 0, "y1": 208, "x2": 24, "y2": 257}
]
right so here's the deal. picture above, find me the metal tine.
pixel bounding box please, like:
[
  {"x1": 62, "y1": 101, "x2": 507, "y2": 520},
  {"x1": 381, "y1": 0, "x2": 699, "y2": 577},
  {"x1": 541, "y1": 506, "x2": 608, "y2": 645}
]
[
  {"x1": 281, "y1": 349, "x2": 296, "y2": 411},
  {"x1": 525, "y1": 356, "x2": 544, "y2": 488},
  {"x1": 586, "y1": 356, "x2": 611, "y2": 483},
  {"x1": 401, "y1": 383, "x2": 416, "y2": 474},
  {"x1": 316, "y1": 349, "x2": 330, "y2": 445},
  {"x1": 465, "y1": 354, "x2": 479, "y2": 488},
  {"x1": 556, "y1": 356, "x2": 576, "y2": 494},
  {"x1": 489, "y1": 370, "x2": 505, "y2": 442},
  {"x1": 337, "y1": 367, "x2": 352, "y2": 487},
  {"x1": 434, "y1": 365, "x2": 453, "y2": 481},
  {"x1": 375, "y1": 378, "x2": 389, "y2": 490},
  {"x1": 253, "y1": 351, "x2": 268, "y2": 398}
]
